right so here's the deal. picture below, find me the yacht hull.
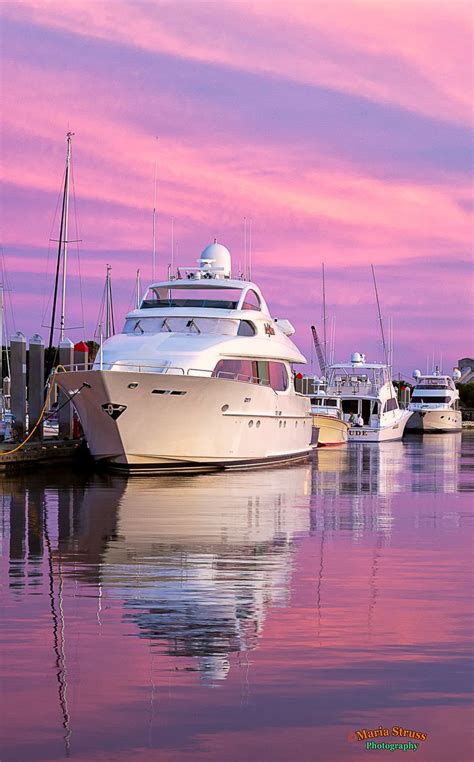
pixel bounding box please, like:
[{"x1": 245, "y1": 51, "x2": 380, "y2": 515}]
[
  {"x1": 312, "y1": 414, "x2": 349, "y2": 446},
  {"x1": 347, "y1": 410, "x2": 412, "y2": 442},
  {"x1": 56, "y1": 370, "x2": 313, "y2": 470},
  {"x1": 406, "y1": 410, "x2": 462, "y2": 432}
]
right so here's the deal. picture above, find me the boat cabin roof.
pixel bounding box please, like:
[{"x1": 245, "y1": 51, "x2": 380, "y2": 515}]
[
  {"x1": 140, "y1": 279, "x2": 270, "y2": 314},
  {"x1": 328, "y1": 361, "x2": 389, "y2": 371}
]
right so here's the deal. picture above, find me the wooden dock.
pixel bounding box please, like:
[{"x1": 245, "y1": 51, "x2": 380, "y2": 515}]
[{"x1": 0, "y1": 438, "x2": 88, "y2": 472}]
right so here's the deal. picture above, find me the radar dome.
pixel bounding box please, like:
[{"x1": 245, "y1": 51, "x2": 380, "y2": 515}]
[
  {"x1": 198, "y1": 241, "x2": 231, "y2": 279},
  {"x1": 453, "y1": 368, "x2": 461, "y2": 381},
  {"x1": 412, "y1": 369, "x2": 422, "y2": 379},
  {"x1": 351, "y1": 352, "x2": 365, "y2": 364}
]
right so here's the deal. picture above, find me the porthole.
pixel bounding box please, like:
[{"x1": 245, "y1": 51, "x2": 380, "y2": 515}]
[
  {"x1": 221, "y1": 404, "x2": 229, "y2": 412},
  {"x1": 295, "y1": 421, "x2": 298, "y2": 428},
  {"x1": 283, "y1": 421, "x2": 287, "y2": 428},
  {"x1": 248, "y1": 420, "x2": 254, "y2": 428},
  {"x1": 279, "y1": 421, "x2": 282, "y2": 428},
  {"x1": 128, "y1": 382, "x2": 139, "y2": 389},
  {"x1": 256, "y1": 421, "x2": 261, "y2": 428}
]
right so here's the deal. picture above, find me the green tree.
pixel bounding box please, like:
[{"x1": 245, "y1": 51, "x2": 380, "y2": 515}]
[{"x1": 458, "y1": 383, "x2": 474, "y2": 408}]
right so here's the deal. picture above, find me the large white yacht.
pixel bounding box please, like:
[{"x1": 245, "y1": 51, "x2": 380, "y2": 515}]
[
  {"x1": 56, "y1": 242, "x2": 314, "y2": 471},
  {"x1": 406, "y1": 368, "x2": 462, "y2": 432},
  {"x1": 324, "y1": 353, "x2": 412, "y2": 442}
]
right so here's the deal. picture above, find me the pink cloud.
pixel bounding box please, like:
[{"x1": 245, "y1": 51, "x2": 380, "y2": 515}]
[{"x1": 3, "y1": 0, "x2": 471, "y2": 125}]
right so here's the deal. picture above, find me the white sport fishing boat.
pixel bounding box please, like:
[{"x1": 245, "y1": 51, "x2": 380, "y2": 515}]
[
  {"x1": 324, "y1": 353, "x2": 412, "y2": 442},
  {"x1": 300, "y1": 376, "x2": 349, "y2": 446},
  {"x1": 56, "y1": 242, "x2": 314, "y2": 471},
  {"x1": 406, "y1": 368, "x2": 462, "y2": 432}
]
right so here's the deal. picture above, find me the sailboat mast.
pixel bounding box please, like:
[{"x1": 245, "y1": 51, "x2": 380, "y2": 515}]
[
  {"x1": 371, "y1": 264, "x2": 389, "y2": 367},
  {"x1": 48, "y1": 135, "x2": 70, "y2": 354},
  {"x1": 105, "y1": 264, "x2": 115, "y2": 339},
  {"x1": 59, "y1": 132, "x2": 73, "y2": 342}
]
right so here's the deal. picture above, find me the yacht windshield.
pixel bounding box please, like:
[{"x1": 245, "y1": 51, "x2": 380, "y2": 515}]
[
  {"x1": 141, "y1": 287, "x2": 243, "y2": 310},
  {"x1": 123, "y1": 317, "x2": 256, "y2": 336}
]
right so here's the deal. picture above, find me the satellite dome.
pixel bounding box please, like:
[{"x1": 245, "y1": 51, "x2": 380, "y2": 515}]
[
  {"x1": 351, "y1": 352, "x2": 364, "y2": 364},
  {"x1": 412, "y1": 369, "x2": 422, "y2": 379},
  {"x1": 198, "y1": 240, "x2": 231, "y2": 278},
  {"x1": 453, "y1": 368, "x2": 461, "y2": 381}
]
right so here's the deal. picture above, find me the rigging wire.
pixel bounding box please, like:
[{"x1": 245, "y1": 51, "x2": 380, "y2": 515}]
[
  {"x1": 41, "y1": 168, "x2": 65, "y2": 328},
  {"x1": 70, "y1": 157, "x2": 85, "y2": 337}
]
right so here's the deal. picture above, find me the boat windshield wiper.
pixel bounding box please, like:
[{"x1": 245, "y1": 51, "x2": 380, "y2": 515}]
[{"x1": 186, "y1": 319, "x2": 201, "y2": 334}]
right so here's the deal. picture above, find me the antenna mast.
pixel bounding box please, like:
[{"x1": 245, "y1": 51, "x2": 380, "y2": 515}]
[
  {"x1": 152, "y1": 155, "x2": 157, "y2": 281},
  {"x1": 248, "y1": 218, "x2": 252, "y2": 280},
  {"x1": 322, "y1": 262, "x2": 327, "y2": 362},
  {"x1": 135, "y1": 268, "x2": 141, "y2": 309},
  {"x1": 171, "y1": 217, "x2": 174, "y2": 277},
  {"x1": 371, "y1": 264, "x2": 389, "y2": 367}
]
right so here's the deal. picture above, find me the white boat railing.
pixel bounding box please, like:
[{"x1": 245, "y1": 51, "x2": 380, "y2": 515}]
[
  {"x1": 326, "y1": 381, "x2": 377, "y2": 396},
  {"x1": 55, "y1": 361, "x2": 272, "y2": 386},
  {"x1": 409, "y1": 402, "x2": 452, "y2": 410}
]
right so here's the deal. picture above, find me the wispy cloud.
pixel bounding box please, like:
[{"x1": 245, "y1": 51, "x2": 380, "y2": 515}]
[{"x1": 0, "y1": 0, "x2": 472, "y2": 370}]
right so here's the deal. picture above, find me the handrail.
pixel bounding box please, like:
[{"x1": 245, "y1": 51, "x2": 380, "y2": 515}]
[{"x1": 53, "y1": 361, "x2": 280, "y2": 387}]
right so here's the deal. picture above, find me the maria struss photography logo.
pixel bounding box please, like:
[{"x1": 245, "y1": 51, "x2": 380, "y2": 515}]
[{"x1": 347, "y1": 724, "x2": 428, "y2": 752}]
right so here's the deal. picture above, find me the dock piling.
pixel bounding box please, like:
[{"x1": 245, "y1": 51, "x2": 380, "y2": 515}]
[
  {"x1": 28, "y1": 334, "x2": 45, "y2": 440},
  {"x1": 11, "y1": 332, "x2": 27, "y2": 438}
]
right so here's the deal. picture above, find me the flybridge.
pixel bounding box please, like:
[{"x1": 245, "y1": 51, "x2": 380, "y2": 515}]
[{"x1": 140, "y1": 241, "x2": 270, "y2": 313}]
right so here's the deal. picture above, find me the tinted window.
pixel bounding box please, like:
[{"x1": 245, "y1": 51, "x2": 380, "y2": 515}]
[
  {"x1": 412, "y1": 395, "x2": 451, "y2": 404},
  {"x1": 241, "y1": 290, "x2": 261, "y2": 311},
  {"x1": 212, "y1": 359, "x2": 287, "y2": 390},
  {"x1": 237, "y1": 320, "x2": 256, "y2": 336},
  {"x1": 383, "y1": 397, "x2": 398, "y2": 413},
  {"x1": 268, "y1": 362, "x2": 288, "y2": 391},
  {"x1": 212, "y1": 359, "x2": 254, "y2": 382}
]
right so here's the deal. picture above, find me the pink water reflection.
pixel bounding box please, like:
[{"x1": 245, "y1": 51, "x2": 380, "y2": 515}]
[{"x1": 2, "y1": 435, "x2": 473, "y2": 761}]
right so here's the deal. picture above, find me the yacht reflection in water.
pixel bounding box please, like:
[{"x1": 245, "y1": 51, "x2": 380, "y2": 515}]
[
  {"x1": 59, "y1": 466, "x2": 311, "y2": 681},
  {"x1": 314, "y1": 433, "x2": 462, "y2": 497}
]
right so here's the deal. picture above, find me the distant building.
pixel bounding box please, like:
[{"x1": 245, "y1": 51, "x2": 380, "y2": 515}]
[{"x1": 458, "y1": 358, "x2": 474, "y2": 383}]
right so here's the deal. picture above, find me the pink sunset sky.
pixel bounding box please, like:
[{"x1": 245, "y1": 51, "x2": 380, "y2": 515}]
[{"x1": 1, "y1": 0, "x2": 473, "y2": 375}]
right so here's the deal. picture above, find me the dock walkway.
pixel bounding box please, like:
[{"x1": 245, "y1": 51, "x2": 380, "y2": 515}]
[{"x1": 0, "y1": 438, "x2": 86, "y2": 472}]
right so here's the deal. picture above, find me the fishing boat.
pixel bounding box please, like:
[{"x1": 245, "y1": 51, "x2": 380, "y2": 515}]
[
  {"x1": 300, "y1": 376, "x2": 349, "y2": 446},
  {"x1": 406, "y1": 368, "x2": 462, "y2": 432},
  {"x1": 56, "y1": 242, "x2": 315, "y2": 471},
  {"x1": 324, "y1": 353, "x2": 412, "y2": 442}
]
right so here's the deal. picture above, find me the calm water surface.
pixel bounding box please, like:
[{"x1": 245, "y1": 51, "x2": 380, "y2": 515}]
[{"x1": 2, "y1": 434, "x2": 473, "y2": 761}]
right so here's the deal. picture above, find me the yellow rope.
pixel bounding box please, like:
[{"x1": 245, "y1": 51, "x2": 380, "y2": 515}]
[{"x1": 0, "y1": 365, "x2": 68, "y2": 456}]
